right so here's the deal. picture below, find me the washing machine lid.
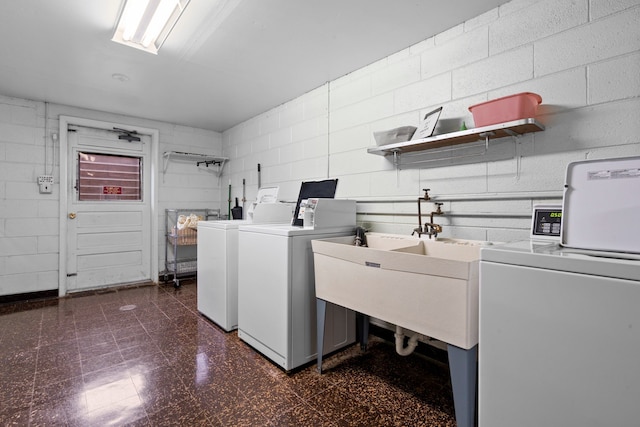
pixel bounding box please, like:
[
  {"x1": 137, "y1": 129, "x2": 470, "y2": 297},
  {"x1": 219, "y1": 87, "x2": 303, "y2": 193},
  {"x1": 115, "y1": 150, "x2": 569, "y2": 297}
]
[
  {"x1": 255, "y1": 186, "x2": 279, "y2": 203},
  {"x1": 561, "y1": 156, "x2": 640, "y2": 254},
  {"x1": 198, "y1": 219, "x2": 250, "y2": 230},
  {"x1": 481, "y1": 241, "x2": 640, "y2": 280},
  {"x1": 238, "y1": 223, "x2": 354, "y2": 236}
]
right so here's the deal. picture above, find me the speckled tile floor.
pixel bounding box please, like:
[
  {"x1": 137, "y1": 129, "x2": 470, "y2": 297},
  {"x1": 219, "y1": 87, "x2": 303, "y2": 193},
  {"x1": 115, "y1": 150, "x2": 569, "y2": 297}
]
[{"x1": 0, "y1": 280, "x2": 456, "y2": 426}]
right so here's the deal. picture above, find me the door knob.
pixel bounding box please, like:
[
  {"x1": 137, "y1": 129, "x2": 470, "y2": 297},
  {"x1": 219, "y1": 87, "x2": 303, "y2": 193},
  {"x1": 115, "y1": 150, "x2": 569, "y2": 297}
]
[{"x1": 68, "y1": 213, "x2": 76, "y2": 219}]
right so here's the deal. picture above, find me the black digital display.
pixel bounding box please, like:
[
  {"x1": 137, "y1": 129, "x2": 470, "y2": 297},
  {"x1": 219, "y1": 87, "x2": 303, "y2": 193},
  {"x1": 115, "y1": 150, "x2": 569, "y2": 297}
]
[{"x1": 531, "y1": 206, "x2": 562, "y2": 238}]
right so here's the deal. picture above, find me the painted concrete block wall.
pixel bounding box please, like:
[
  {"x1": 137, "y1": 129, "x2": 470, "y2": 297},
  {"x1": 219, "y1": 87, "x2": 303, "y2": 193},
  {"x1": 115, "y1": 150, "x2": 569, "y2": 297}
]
[
  {"x1": 222, "y1": 0, "x2": 640, "y2": 242},
  {"x1": 0, "y1": 96, "x2": 222, "y2": 295},
  {"x1": 222, "y1": 85, "x2": 330, "y2": 216}
]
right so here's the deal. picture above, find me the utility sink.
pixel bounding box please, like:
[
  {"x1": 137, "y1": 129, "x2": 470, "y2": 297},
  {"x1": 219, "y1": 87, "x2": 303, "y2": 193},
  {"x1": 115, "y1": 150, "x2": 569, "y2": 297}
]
[
  {"x1": 312, "y1": 232, "x2": 494, "y2": 349},
  {"x1": 312, "y1": 232, "x2": 496, "y2": 427}
]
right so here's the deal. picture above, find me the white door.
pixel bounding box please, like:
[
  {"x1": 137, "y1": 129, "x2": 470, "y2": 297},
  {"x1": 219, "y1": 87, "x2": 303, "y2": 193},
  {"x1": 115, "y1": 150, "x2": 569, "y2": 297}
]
[{"x1": 65, "y1": 126, "x2": 151, "y2": 292}]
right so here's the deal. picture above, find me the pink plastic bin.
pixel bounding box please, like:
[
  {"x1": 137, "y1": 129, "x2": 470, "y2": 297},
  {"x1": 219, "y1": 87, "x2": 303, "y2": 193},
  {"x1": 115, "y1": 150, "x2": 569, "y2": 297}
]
[{"x1": 468, "y1": 92, "x2": 542, "y2": 127}]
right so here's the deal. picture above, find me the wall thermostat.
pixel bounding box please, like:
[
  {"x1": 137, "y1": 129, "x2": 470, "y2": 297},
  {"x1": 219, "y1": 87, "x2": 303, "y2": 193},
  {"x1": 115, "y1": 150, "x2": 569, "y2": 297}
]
[{"x1": 530, "y1": 204, "x2": 562, "y2": 240}]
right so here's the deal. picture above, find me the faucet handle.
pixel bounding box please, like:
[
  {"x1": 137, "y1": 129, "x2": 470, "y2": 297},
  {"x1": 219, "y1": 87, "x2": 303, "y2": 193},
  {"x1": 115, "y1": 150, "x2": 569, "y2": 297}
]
[{"x1": 422, "y1": 189, "x2": 431, "y2": 200}]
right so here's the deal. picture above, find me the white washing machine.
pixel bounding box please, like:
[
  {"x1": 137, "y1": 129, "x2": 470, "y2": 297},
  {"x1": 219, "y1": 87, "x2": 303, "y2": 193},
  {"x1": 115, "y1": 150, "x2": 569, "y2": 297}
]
[
  {"x1": 237, "y1": 199, "x2": 357, "y2": 371},
  {"x1": 197, "y1": 192, "x2": 293, "y2": 331},
  {"x1": 479, "y1": 241, "x2": 640, "y2": 427},
  {"x1": 479, "y1": 156, "x2": 640, "y2": 427}
]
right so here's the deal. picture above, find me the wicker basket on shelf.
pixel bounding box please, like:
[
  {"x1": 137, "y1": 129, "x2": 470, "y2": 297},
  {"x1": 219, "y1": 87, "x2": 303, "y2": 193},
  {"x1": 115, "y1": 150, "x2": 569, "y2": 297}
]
[{"x1": 170, "y1": 226, "x2": 198, "y2": 245}]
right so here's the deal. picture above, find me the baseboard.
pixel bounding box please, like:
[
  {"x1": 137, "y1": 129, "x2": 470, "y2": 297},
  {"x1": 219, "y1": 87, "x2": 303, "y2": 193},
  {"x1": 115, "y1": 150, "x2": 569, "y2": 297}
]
[{"x1": 0, "y1": 289, "x2": 58, "y2": 305}]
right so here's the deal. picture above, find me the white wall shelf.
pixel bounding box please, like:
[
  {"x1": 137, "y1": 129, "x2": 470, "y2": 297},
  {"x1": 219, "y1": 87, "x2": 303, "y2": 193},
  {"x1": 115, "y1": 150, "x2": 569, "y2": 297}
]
[
  {"x1": 367, "y1": 118, "x2": 545, "y2": 161},
  {"x1": 162, "y1": 151, "x2": 228, "y2": 176}
]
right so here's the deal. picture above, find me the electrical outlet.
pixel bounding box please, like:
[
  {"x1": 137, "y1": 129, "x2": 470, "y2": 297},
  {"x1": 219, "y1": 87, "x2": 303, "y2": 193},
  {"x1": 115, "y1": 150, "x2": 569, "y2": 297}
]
[{"x1": 37, "y1": 175, "x2": 54, "y2": 194}]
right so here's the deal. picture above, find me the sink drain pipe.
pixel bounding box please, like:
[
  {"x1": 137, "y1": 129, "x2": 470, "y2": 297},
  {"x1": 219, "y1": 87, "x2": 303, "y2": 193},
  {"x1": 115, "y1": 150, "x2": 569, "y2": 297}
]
[{"x1": 395, "y1": 325, "x2": 420, "y2": 356}]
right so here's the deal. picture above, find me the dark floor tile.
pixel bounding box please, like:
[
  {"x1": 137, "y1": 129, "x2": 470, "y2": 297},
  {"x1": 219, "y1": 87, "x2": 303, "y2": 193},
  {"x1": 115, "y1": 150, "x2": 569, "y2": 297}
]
[
  {"x1": 146, "y1": 396, "x2": 212, "y2": 427},
  {"x1": 29, "y1": 400, "x2": 69, "y2": 426},
  {"x1": 105, "y1": 309, "x2": 140, "y2": 324},
  {"x1": 242, "y1": 365, "x2": 304, "y2": 408},
  {"x1": 336, "y1": 404, "x2": 400, "y2": 427},
  {"x1": 72, "y1": 307, "x2": 107, "y2": 322},
  {"x1": 37, "y1": 340, "x2": 79, "y2": 359},
  {"x1": 140, "y1": 318, "x2": 176, "y2": 335},
  {"x1": 286, "y1": 366, "x2": 337, "y2": 401},
  {"x1": 40, "y1": 311, "x2": 76, "y2": 327},
  {"x1": 306, "y1": 385, "x2": 363, "y2": 420},
  {"x1": 81, "y1": 349, "x2": 125, "y2": 375},
  {"x1": 83, "y1": 376, "x2": 140, "y2": 414},
  {"x1": 0, "y1": 407, "x2": 31, "y2": 426},
  {"x1": 116, "y1": 331, "x2": 155, "y2": 350},
  {"x1": 191, "y1": 382, "x2": 237, "y2": 417},
  {"x1": 0, "y1": 282, "x2": 457, "y2": 426},
  {"x1": 5, "y1": 334, "x2": 40, "y2": 350},
  {"x1": 39, "y1": 315, "x2": 75, "y2": 330},
  {"x1": 76, "y1": 322, "x2": 111, "y2": 339},
  {"x1": 34, "y1": 359, "x2": 83, "y2": 386},
  {"x1": 83, "y1": 361, "x2": 131, "y2": 388},
  {"x1": 79, "y1": 340, "x2": 119, "y2": 361},
  {"x1": 134, "y1": 306, "x2": 168, "y2": 318},
  {"x1": 0, "y1": 349, "x2": 37, "y2": 378},
  {"x1": 77, "y1": 329, "x2": 115, "y2": 347},
  {"x1": 55, "y1": 391, "x2": 90, "y2": 422},
  {"x1": 249, "y1": 383, "x2": 304, "y2": 421},
  {"x1": 119, "y1": 340, "x2": 160, "y2": 360},
  {"x1": 68, "y1": 394, "x2": 148, "y2": 427},
  {"x1": 269, "y1": 402, "x2": 333, "y2": 427},
  {"x1": 0, "y1": 380, "x2": 33, "y2": 415},
  {"x1": 32, "y1": 375, "x2": 85, "y2": 407},
  {"x1": 126, "y1": 352, "x2": 170, "y2": 376},
  {"x1": 215, "y1": 392, "x2": 270, "y2": 427},
  {"x1": 38, "y1": 326, "x2": 77, "y2": 346},
  {"x1": 397, "y1": 402, "x2": 457, "y2": 427},
  {"x1": 111, "y1": 323, "x2": 149, "y2": 341},
  {"x1": 215, "y1": 344, "x2": 263, "y2": 380},
  {"x1": 133, "y1": 366, "x2": 191, "y2": 415}
]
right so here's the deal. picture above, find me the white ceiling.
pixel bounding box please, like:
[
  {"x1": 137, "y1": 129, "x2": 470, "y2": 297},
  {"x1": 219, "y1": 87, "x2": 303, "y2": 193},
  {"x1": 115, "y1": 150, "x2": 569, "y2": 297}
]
[{"x1": 0, "y1": 0, "x2": 510, "y2": 132}]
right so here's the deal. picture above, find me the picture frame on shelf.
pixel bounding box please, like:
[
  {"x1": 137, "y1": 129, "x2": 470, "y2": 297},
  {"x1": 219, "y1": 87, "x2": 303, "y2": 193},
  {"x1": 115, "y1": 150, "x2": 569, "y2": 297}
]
[{"x1": 414, "y1": 106, "x2": 443, "y2": 139}]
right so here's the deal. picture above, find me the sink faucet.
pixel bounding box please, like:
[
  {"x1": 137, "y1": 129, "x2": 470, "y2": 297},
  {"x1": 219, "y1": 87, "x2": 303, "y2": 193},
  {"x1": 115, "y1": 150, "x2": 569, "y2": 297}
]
[
  {"x1": 412, "y1": 191, "x2": 445, "y2": 238},
  {"x1": 412, "y1": 189, "x2": 431, "y2": 237},
  {"x1": 424, "y1": 222, "x2": 443, "y2": 238},
  {"x1": 425, "y1": 203, "x2": 444, "y2": 239}
]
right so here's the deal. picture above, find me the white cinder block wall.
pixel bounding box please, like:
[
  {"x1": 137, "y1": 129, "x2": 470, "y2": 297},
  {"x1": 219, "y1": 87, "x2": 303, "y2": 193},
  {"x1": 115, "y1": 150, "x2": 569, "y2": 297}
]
[
  {"x1": 222, "y1": 0, "x2": 640, "y2": 242},
  {"x1": 0, "y1": 98, "x2": 222, "y2": 295},
  {"x1": 2, "y1": 0, "x2": 639, "y2": 296}
]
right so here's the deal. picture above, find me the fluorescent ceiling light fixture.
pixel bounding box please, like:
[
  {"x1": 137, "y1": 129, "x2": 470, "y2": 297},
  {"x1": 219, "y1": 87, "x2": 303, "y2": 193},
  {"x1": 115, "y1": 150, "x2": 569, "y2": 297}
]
[{"x1": 112, "y1": 0, "x2": 190, "y2": 54}]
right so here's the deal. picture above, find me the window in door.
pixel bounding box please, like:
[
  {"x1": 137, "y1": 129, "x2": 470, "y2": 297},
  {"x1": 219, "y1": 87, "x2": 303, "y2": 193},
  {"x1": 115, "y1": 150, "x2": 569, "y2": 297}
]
[{"x1": 77, "y1": 152, "x2": 142, "y2": 201}]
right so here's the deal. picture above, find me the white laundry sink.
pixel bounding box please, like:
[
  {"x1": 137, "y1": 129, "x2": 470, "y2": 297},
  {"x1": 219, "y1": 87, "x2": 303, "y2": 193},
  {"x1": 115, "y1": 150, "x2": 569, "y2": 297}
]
[{"x1": 312, "y1": 233, "x2": 494, "y2": 349}]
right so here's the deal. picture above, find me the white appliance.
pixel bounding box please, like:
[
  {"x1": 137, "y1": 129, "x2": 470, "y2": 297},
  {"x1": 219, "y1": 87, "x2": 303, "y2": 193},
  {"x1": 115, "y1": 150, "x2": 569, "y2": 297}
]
[
  {"x1": 237, "y1": 199, "x2": 357, "y2": 371},
  {"x1": 479, "y1": 156, "x2": 640, "y2": 427},
  {"x1": 561, "y1": 155, "x2": 640, "y2": 253},
  {"x1": 197, "y1": 187, "x2": 293, "y2": 331}
]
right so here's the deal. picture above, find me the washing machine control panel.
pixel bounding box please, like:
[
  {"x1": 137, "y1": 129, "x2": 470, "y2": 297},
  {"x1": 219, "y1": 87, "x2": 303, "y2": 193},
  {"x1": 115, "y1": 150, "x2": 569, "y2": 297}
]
[{"x1": 531, "y1": 204, "x2": 562, "y2": 240}]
